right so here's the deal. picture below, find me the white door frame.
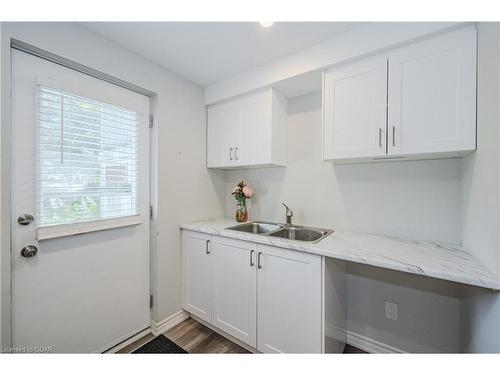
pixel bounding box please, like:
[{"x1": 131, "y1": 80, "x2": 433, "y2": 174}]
[{"x1": 0, "y1": 39, "x2": 158, "y2": 351}]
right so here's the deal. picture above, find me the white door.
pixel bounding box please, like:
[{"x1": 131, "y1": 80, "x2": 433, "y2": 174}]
[
  {"x1": 207, "y1": 101, "x2": 238, "y2": 168},
  {"x1": 212, "y1": 237, "x2": 256, "y2": 346},
  {"x1": 237, "y1": 90, "x2": 270, "y2": 166},
  {"x1": 256, "y1": 245, "x2": 322, "y2": 353},
  {"x1": 323, "y1": 58, "x2": 388, "y2": 160},
  {"x1": 11, "y1": 51, "x2": 150, "y2": 353},
  {"x1": 388, "y1": 27, "x2": 477, "y2": 155},
  {"x1": 181, "y1": 231, "x2": 212, "y2": 321}
]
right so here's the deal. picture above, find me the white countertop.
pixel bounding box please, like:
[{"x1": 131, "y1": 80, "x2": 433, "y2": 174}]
[{"x1": 180, "y1": 218, "x2": 500, "y2": 291}]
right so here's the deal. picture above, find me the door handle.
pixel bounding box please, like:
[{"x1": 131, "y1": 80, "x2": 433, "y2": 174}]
[
  {"x1": 229, "y1": 147, "x2": 233, "y2": 160},
  {"x1": 250, "y1": 250, "x2": 255, "y2": 267},
  {"x1": 257, "y1": 252, "x2": 262, "y2": 269},
  {"x1": 234, "y1": 147, "x2": 239, "y2": 160},
  {"x1": 18, "y1": 214, "x2": 34, "y2": 226},
  {"x1": 392, "y1": 126, "x2": 396, "y2": 147},
  {"x1": 21, "y1": 245, "x2": 38, "y2": 258},
  {"x1": 378, "y1": 128, "x2": 382, "y2": 148},
  {"x1": 205, "y1": 239, "x2": 210, "y2": 254}
]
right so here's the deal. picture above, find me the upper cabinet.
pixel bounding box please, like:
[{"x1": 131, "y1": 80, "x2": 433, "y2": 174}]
[
  {"x1": 323, "y1": 58, "x2": 388, "y2": 160},
  {"x1": 207, "y1": 88, "x2": 288, "y2": 169},
  {"x1": 323, "y1": 27, "x2": 477, "y2": 163}
]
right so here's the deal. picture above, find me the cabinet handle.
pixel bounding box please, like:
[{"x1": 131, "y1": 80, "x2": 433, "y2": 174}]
[
  {"x1": 205, "y1": 239, "x2": 210, "y2": 254},
  {"x1": 378, "y1": 128, "x2": 382, "y2": 148},
  {"x1": 257, "y1": 252, "x2": 262, "y2": 269},
  {"x1": 250, "y1": 250, "x2": 254, "y2": 267},
  {"x1": 392, "y1": 126, "x2": 396, "y2": 147},
  {"x1": 229, "y1": 147, "x2": 233, "y2": 160},
  {"x1": 234, "y1": 147, "x2": 239, "y2": 160}
]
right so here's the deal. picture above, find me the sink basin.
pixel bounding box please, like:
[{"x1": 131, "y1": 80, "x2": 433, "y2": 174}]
[
  {"x1": 226, "y1": 221, "x2": 333, "y2": 243},
  {"x1": 227, "y1": 222, "x2": 283, "y2": 234},
  {"x1": 270, "y1": 227, "x2": 333, "y2": 243}
]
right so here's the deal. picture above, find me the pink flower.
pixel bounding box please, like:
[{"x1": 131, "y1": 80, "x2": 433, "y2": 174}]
[
  {"x1": 242, "y1": 186, "x2": 253, "y2": 198},
  {"x1": 232, "y1": 186, "x2": 240, "y2": 193}
]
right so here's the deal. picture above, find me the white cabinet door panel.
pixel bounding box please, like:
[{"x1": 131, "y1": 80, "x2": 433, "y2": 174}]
[
  {"x1": 182, "y1": 231, "x2": 212, "y2": 321},
  {"x1": 207, "y1": 102, "x2": 238, "y2": 168},
  {"x1": 237, "y1": 91, "x2": 271, "y2": 166},
  {"x1": 388, "y1": 27, "x2": 476, "y2": 155},
  {"x1": 257, "y1": 245, "x2": 322, "y2": 353},
  {"x1": 323, "y1": 59, "x2": 388, "y2": 160},
  {"x1": 212, "y1": 238, "x2": 257, "y2": 346}
]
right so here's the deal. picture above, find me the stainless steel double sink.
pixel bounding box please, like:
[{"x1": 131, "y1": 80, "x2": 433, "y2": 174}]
[{"x1": 226, "y1": 221, "x2": 334, "y2": 244}]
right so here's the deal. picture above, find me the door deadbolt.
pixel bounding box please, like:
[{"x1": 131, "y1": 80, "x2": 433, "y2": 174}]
[
  {"x1": 18, "y1": 214, "x2": 34, "y2": 226},
  {"x1": 21, "y1": 245, "x2": 38, "y2": 258}
]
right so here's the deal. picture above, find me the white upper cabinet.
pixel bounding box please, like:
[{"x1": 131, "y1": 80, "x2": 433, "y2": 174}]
[
  {"x1": 323, "y1": 58, "x2": 388, "y2": 160},
  {"x1": 387, "y1": 27, "x2": 477, "y2": 157},
  {"x1": 207, "y1": 101, "x2": 239, "y2": 168},
  {"x1": 207, "y1": 88, "x2": 287, "y2": 169},
  {"x1": 323, "y1": 26, "x2": 477, "y2": 163}
]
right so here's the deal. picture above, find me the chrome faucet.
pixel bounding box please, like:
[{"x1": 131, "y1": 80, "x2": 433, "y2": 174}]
[{"x1": 282, "y1": 203, "x2": 294, "y2": 226}]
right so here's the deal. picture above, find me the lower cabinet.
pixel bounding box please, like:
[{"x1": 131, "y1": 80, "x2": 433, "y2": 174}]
[
  {"x1": 181, "y1": 230, "x2": 323, "y2": 353},
  {"x1": 182, "y1": 230, "x2": 213, "y2": 322},
  {"x1": 212, "y1": 237, "x2": 257, "y2": 347},
  {"x1": 256, "y1": 244, "x2": 322, "y2": 353}
]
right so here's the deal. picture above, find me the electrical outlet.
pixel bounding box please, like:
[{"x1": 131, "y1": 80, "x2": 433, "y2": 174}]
[{"x1": 385, "y1": 301, "x2": 398, "y2": 321}]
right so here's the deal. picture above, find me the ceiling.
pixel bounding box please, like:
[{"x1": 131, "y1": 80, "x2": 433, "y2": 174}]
[{"x1": 81, "y1": 22, "x2": 366, "y2": 86}]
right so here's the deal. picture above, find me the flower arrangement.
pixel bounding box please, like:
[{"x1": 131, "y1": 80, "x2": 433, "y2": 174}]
[{"x1": 232, "y1": 181, "x2": 253, "y2": 222}]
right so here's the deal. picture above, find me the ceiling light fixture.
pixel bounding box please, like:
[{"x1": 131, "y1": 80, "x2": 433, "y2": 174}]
[{"x1": 259, "y1": 21, "x2": 274, "y2": 28}]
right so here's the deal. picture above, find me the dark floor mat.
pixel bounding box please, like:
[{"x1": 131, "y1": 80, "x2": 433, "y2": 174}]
[{"x1": 132, "y1": 335, "x2": 188, "y2": 354}]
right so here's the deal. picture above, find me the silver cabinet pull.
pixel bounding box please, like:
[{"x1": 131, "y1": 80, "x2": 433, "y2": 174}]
[
  {"x1": 392, "y1": 126, "x2": 396, "y2": 147},
  {"x1": 257, "y1": 252, "x2": 262, "y2": 269},
  {"x1": 250, "y1": 250, "x2": 254, "y2": 267},
  {"x1": 234, "y1": 147, "x2": 239, "y2": 160},
  {"x1": 378, "y1": 128, "x2": 382, "y2": 148},
  {"x1": 205, "y1": 239, "x2": 210, "y2": 254},
  {"x1": 229, "y1": 147, "x2": 233, "y2": 160}
]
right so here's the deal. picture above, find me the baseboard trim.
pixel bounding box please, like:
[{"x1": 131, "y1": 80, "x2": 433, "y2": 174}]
[
  {"x1": 151, "y1": 310, "x2": 190, "y2": 336},
  {"x1": 346, "y1": 330, "x2": 406, "y2": 354}
]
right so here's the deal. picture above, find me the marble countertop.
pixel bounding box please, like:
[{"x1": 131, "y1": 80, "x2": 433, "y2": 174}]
[{"x1": 180, "y1": 218, "x2": 500, "y2": 291}]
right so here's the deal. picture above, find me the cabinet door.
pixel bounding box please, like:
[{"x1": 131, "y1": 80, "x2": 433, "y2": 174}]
[
  {"x1": 212, "y1": 238, "x2": 257, "y2": 346},
  {"x1": 388, "y1": 27, "x2": 476, "y2": 155},
  {"x1": 207, "y1": 101, "x2": 238, "y2": 168},
  {"x1": 236, "y1": 90, "x2": 271, "y2": 166},
  {"x1": 323, "y1": 59, "x2": 388, "y2": 160},
  {"x1": 181, "y1": 231, "x2": 212, "y2": 322},
  {"x1": 257, "y1": 245, "x2": 322, "y2": 353}
]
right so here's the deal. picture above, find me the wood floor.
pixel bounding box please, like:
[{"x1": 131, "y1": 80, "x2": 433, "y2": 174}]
[
  {"x1": 117, "y1": 317, "x2": 366, "y2": 354},
  {"x1": 117, "y1": 318, "x2": 249, "y2": 353}
]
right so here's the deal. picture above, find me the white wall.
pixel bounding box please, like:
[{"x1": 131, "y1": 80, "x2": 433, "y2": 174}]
[
  {"x1": 0, "y1": 23, "x2": 224, "y2": 346},
  {"x1": 224, "y1": 92, "x2": 463, "y2": 243},
  {"x1": 223, "y1": 91, "x2": 464, "y2": 352},
  {"x1": 205, "y1": 22, "x2": 465, "y2": 104},
  {"x1": 460, "y1": 22, "x2": 500, "y2": 353}
]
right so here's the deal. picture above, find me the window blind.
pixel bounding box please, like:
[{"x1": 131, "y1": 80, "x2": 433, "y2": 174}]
[{"x1": 36, "y1": 86, "x2": 140, "y2": 228}]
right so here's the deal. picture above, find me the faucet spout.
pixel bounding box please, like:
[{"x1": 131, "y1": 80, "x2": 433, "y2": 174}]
[{"x1": 282, "y1": 203, "x2": 294, "y2": 226}]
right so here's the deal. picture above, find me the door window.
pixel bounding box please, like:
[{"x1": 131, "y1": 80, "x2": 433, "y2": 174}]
[{"x1": 36, "y1": 86, "x2": 140, "y2": 229}]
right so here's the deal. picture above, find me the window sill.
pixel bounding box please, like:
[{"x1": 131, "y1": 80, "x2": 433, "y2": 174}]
[{"x1": 36, "y1": 215, "x2": 143, "y2": 241}]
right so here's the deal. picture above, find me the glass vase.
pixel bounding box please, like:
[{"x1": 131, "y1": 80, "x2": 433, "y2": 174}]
[{"x1": 235, "y1": 202, "x2": 248, "y2": 223}]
